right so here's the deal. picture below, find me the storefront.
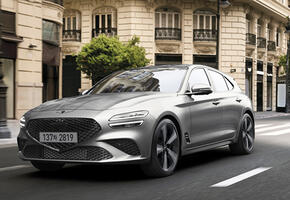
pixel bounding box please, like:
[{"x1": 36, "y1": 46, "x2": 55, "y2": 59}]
[{"x1": 0, "y1": 10, "x2": 22, "y2": 118}]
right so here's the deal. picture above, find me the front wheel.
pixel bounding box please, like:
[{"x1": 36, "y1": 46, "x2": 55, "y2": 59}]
[
  {"x1": 230, "y1": 113, "x2": 255, "y2": 155},
  {"x1": 31, "y1": 161, "x2": 65, "y2": 172},
  {"x1": 141, "y1": 119, "x2": 180, "y2": 177}
]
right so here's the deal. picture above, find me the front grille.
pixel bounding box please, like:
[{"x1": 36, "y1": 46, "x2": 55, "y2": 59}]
[
  {"x1": 27, "y1": 118, "x2": 101, "y2": 152},
  {"x1": 106, "y1": 139, "x2": 140, "y2": 156},
  {"x1": 23, "y1": 145, "x2": 113, "y2": 161}
]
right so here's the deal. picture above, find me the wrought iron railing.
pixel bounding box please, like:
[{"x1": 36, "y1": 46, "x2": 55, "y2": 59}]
[
  {"x1": 246, "y1": 33, "x2": 256, "y2": 45},
  {"x1": 63, "y1": 30, "x2": 81, "y2": 42},
  {"x1": 155, "y1": 28, "x2": 181, "y2": 40},
  {"x1": 45, "y1": 0, "x2": 63, "y2": 6},
  {"x1": 257, "y1": 37, "x2": 266, "y2": 48},
  {"x1": 92, "y1": 28, "x2": 117, "y2": 37},
  {"x1": 267, "y1": 41, "x2": 276, "y2": 51},
  {"x1": 193, "y1": 29, "x2": 217, "y2": 41}
]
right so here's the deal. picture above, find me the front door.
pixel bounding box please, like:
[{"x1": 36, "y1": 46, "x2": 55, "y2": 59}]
[{"x1": 187, "y1": 68, "x2": 221, "y2": 147}]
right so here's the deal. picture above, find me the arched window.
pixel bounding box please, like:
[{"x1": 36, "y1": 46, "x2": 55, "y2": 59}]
[
  {"x1": 193, "y1": 10, "x2": 217, "y2": 41},
  {"x1": 155, "y1": 8, "x2": 181, "y2": 40},
  {"x1": 92, "y1": 7, "x2": 117, "y2": 37},
  {"x1": 63, "y1": 9, "x2": 81, "y2": 42}
]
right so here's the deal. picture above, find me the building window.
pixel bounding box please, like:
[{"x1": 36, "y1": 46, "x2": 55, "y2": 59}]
[
  {"x1": 155, "y1": 8, "x2": 181, "y2": 40},
  {"x1": 276, "y1": 29, "x2": 281, "y2": 47},
  {"x1": 92, "y1": 7, "x2": 117, "y2": 37},
  {"x1": 43, "y1": 20, "x2": 60, "y2": 45},
  {"x1": 193, "y1": 10, "x2": 217, "y2": 41},
  {"x1": 63, "y1": 10, "x2": 81, "y2": 42}
]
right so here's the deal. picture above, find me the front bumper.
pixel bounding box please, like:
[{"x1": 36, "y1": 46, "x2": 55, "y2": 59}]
[{"x1": 17, "y1": 114, "x2": 155, "y2": 165}]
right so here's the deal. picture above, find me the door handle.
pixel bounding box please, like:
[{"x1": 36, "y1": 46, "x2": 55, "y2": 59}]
[
  {"x1": 236, "y1": 98, "x2": 242, "y2": 103},
  {"x1": 212, "y1": 101, "x2": 220, "y2": 105}
]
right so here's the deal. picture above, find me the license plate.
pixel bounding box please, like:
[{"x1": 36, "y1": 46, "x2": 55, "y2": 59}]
[{"x1": 39, "y1": 132, "x2": 78, "y2": 143}]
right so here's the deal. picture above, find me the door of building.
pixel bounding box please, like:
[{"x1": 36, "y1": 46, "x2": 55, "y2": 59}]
[
  {"x1": 245, "y1": 58, "x2": 253, "y2": 100},
  {"x1": 42, "y1": 64, "x2": 59, "y2": 102},
  {"x1": 62, "y1": 56, "x2": 81, "y2": 97},
  {"x1": 193, "y1": 55, "x2": 217, "y2": 69}
]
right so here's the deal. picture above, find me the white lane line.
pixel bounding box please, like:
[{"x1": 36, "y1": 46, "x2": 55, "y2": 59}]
[
  {"x1": 0, "y1": 165, "x2": 30, "y2": 173},
  {"x1": 256, "y1": 124, "x2": 290, "y2": 133},
  {"x1": 255, "y1": 124, "x2": 272, "y2": 128},
  {"x1": 260, "y1": 129, "x2": 290, "y2": 136},
  {"x1": 211, "y1": 167, "x2": 272, "y2": 188}
]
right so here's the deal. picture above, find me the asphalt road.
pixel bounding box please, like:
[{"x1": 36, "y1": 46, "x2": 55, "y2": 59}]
[{"x1": 1, "y1": 115, "x2": 290, "y2": 200}]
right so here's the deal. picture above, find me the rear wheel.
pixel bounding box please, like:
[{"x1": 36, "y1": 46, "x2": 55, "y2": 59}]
[
  {"x1": 31, "y1": 161, "x2": 65, "y2": 172},
  {"x1": 230, "y1": 113, "x2": 254, "y2": 155},
  {"x1": 141, "y1": 119, "x2": 180, "y2": 177}
]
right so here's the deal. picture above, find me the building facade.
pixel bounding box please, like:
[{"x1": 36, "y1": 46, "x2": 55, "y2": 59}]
[
  {"x1": 0, "y1": 0, "x2": 64, "y2": 119},
  {"x1": 62, "y1": 0, "x2": 290, "y2": 112}
]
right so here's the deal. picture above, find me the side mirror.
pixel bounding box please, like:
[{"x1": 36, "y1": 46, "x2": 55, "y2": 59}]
[
  {"x1": 190, "y1": 84, "x2": 213, "y2": 95},
  {"x1": 81, "y1": 89, "x2": 89, "y2": 95}
]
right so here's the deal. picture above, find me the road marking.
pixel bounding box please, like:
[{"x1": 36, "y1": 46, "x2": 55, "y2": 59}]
[
  {"x1": 256, "y1": 124, "x2": 290, "y2": 133},
  {"x1": 260, "y1": 129, "x2": 290, "y2": 136},
  {"x1": 0, "y1": 165, "x2": 30, "y2": 173},
  {"x1": 255, "y1": 124, "x2": 272, "y2": 128},
  {"x1": 211, "y1": 167, "x2": 272, "y2": 187}
]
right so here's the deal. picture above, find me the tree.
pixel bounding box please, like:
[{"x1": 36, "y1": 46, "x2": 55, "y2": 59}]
[
  {"x1": 76, "y1": 35, "x2": 150, "y2": 83},
  {"x1": 278, "y1": 55, "x2": 287, "y2": 76}
]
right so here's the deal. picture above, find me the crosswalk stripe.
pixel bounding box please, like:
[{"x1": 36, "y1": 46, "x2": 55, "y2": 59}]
[
  {"x1": 255, "y1": 124, "x2": 272, "y2": 128},
  {"x1": 211, "y1": 167, "x2": 272, "y2": 187},
  {"x1": 260, "y1": 129, "x2": 290, "y2": 136},
  {"x1": 256, "y1": 124, "x2": 290, "y2": 133}
]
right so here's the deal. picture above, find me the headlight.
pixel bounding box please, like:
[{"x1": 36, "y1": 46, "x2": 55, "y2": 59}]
[
  {"x1": 109, "y1": 110, "x2": 149, "y2": 121},
  {"x1": 20, "y1": 116, "x2": 26, "y2": 128}
]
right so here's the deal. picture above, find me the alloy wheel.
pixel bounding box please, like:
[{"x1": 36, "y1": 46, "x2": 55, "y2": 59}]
[
  {"x1": 241, "y1": 115, "x2": 254, "y2": 151},
  {"x1": 156, "y1": 123, "x2": 179, "y2": 171}
]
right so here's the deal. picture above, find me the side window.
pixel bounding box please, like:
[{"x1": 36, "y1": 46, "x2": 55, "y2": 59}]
[
  {"x1": 224, "y1": 77, "x2": 234, "y2": 90},
  {"x1": 188, "y1": 68, "x2": 210, "y2": 88},
  {"x1": 208, "y1": 70, "x2": 228, "y2": 92}
]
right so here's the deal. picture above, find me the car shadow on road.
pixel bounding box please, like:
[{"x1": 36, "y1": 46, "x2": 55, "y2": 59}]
[{"x1": 22, "y1": 147, "x2": 236, "y2": 182}]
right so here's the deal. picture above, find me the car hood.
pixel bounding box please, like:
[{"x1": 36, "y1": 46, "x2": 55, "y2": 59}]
[{"x1": 31, "y1": 92, "x2": 175, "y2": 112}]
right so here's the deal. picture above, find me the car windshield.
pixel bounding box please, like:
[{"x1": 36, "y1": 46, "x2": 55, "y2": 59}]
[{"x1": 89, "y1": 68, "x2": 187, "y2": 94}]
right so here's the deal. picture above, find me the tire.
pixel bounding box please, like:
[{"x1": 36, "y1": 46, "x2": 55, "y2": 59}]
[
  {"x1": 31, "y1": 161, "x2": 65, "y2": 172},
  {"x1": 230, "y1": 113, "x2": 255, "y2": 155},
  {"x1": 141, "y1": 119, "x2": 180, "y2": 177}
]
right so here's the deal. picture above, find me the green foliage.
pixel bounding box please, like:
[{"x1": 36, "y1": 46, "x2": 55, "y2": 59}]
[
  {"x1": 76, "y1": 35, "x2": 150, "y2": 83},
  {"x1": 278, "y1": 55, "x2": 287, "y2": 67}
]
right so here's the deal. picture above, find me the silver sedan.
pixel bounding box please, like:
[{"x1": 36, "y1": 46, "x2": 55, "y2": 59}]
[{"x1": 17, "y1": 65, "x2": 255, "y2": 177}]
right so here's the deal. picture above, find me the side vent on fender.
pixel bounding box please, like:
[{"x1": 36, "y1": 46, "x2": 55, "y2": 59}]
[{"x1": 184, "y1": 132, "x2": 191, "y2": 144}]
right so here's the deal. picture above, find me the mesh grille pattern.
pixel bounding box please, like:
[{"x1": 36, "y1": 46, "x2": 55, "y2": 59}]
[
  {"x1": 106, "y1": 139, "x2": 140, "y2": 156},
  {"x1": 23, "y1": 145, "x2": 113, "y2": 161},
  {"x1": 27, "y1": 118, "x2": 101, "y2": 151}
]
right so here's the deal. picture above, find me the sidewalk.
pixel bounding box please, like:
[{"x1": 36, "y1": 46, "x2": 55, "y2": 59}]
[{"x1": 0, "y1": 111, "x2": 290, "y2": 146}]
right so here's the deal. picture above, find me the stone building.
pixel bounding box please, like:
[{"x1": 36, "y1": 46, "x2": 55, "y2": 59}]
[
  {"x1": 62, "y1": 0, "x2": 289, "y2": 112},
  {"x1": 1, "y1": 0, "x2": 290, "y2": 119},
  {"x1": 1, "y1": 0, "x2": 64, "y2": 119}
]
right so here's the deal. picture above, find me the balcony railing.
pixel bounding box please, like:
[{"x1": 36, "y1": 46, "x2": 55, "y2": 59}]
[
  {"x1": 63, "y1": 30, "x2": 81, "y2": 42},
  {"x1": 92, "y1": 28, "x2": 117, "y2": 37},
  {"x1": 46, "y1": 0, "x2": 63, "y2": 6},
  {"x1": 193, "y1": 29, "x2": 217, "y2": 41},
  {"x1": 267, "y1": 41, "x2": 276, "y2": 51},
  {"x1": 257, "y1": 37, "x2": 266, "y2": 48},
  {"x1": 155, "y1": 28, "x2": 181, "y2": 40},
  {"x1": 246, "y1": 33, "x2": 256, "y2": 45}
]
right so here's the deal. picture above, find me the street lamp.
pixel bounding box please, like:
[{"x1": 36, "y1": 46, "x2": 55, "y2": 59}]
[
  {"x1": 0, "y1": 3, "x2": 11, "y2": 138},
  {"x1": 215, "y1": 0, "x2": 231, "y2": 69},
  {"x1": 285, "y1": 17, "x2": 290, "y2": 113}
]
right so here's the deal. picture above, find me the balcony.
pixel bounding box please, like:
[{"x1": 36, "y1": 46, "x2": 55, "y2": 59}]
[
  {"x1": 246, "y1": 33, "x2": 256, "y2": 45},
  {"x1": 267, "y1": 41, "x2": 276, "y2": 51},
  {"x1": 193, "y1": 29, "x2": 217, "y2": 41},
  {"x1": 46, "y1": 0, "x2": 63, "y2": 6},
  {"x1": 155, "y1": 28, "x2": 181, "y2": 40},
  {"x1": 257, "y1": 37, "x2": 266, "y2": 48},
  {"x1": 92, "y1": 28, "x2": 117, "y2": 38},
  {"x1": 63, "y1": 30, "x2": 81, "y2": 42}
]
